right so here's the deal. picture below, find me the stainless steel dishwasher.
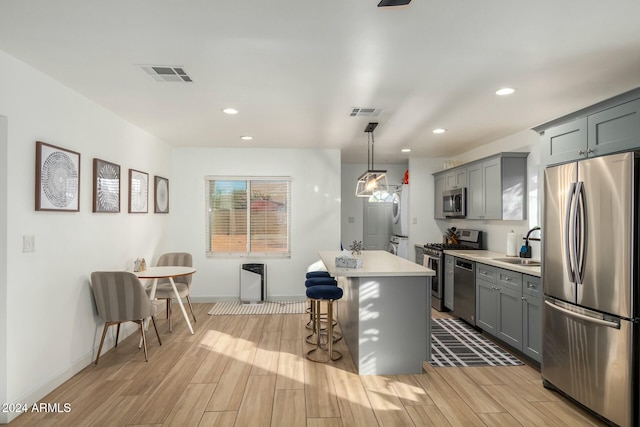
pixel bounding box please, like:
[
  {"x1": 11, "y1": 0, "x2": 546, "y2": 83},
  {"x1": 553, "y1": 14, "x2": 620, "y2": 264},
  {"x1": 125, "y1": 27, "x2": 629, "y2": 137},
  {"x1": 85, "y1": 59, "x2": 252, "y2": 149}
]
[{"x1": 453, "y1": 259, "x2": 475, "y2": 325}]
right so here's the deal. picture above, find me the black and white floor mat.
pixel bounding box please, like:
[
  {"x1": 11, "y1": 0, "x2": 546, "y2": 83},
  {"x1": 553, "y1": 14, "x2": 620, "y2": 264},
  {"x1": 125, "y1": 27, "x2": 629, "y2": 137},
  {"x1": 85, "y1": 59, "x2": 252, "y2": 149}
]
[
  {"x1": 208, "y1": 300, "x2": 306, "y2": 315},
  {"x1": 430, "y1": 318, "x2": 524, "y2": 367}
]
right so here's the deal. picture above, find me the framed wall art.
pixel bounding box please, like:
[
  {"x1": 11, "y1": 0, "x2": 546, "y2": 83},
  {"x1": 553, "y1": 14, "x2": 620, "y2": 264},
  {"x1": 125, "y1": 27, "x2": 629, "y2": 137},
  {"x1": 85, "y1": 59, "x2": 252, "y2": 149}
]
[
  {"x1": 154, "y1": 176, "x2": 169, "y2": 213},
  {"x1": 93, "y1": 158, "x2": 120, "y2": 213},
  {"x1": 35, "y1": 141, "x2": 80, "y2": 212},
  {"x1": 128, "y1": 169, "x2": 148, "y2": 213}
]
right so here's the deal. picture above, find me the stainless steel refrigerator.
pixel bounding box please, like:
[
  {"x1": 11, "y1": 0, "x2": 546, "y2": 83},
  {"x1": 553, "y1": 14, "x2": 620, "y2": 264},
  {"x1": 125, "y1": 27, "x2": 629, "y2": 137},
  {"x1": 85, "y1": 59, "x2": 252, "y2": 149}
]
[{"x1": 542, "y1": 151, "x2": 638, "y2": 427}]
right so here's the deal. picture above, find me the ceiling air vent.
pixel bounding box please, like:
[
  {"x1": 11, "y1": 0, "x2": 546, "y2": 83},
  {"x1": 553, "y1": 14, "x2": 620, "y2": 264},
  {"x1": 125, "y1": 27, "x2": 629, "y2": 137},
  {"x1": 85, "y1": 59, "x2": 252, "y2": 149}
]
[
  {"x1": 349, "y1": 107, "x2": 382, "y2": 117},
  {"x1": 139, "y1": 65, "x2": 193, "y2": 82}
]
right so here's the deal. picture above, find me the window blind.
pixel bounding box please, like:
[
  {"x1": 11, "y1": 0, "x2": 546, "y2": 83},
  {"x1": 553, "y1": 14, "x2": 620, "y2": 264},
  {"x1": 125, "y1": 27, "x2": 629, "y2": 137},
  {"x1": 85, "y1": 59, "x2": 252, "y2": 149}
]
[{"x1": 206, "y1": 177, "x2": 291, "y2": 257}]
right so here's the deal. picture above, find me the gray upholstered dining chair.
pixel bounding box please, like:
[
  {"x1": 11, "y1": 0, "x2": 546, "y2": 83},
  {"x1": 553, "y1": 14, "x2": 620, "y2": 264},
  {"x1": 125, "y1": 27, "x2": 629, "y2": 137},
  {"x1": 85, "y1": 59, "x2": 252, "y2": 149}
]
[
  {"x1": 91, "y1": 271, "x2": 163, "y2": 364},
  {"x1": 154, "y1": 252, "x2": 196, "y2": 332}
]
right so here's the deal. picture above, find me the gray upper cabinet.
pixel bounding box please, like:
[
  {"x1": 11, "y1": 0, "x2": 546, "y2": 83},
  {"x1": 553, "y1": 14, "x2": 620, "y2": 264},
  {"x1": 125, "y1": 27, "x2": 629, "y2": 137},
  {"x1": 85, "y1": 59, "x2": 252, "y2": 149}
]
[
  {"x1": 445, "y1": 168, "x2": 467, "y2": 190},
  {"x1": 434, "y1": 174, "x2": 446, "y2": 219},
  {"x1": 466, "y1": 153, "x2": 528, "y2": 220},
  {"x1": 588, "y1": 98, "x2": 640, "y2": 156},
  {"x1": 541, "y1": 118, "x2": 588, "y2": 166},
  {"x1": 538, "y1": 91, "x2": 640, "y2": 166}
]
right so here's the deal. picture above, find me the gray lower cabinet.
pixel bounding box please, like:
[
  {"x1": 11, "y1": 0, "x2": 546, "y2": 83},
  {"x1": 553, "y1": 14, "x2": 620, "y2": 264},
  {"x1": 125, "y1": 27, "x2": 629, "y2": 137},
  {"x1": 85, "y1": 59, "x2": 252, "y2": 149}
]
[
  {"x1": 444, "y1": 255, "x2": 454, "y2": 310},
  {"x1": 415, "y1": 245, "x2": 426, "y2": 265},
  {"x1": 540, "y1": 97, "x2": 640, "y2": 166},
  {"x1": 474, "y1": 264, "x2": 541, "y2": 362},
  {"x1": 475, "y1": 277, "x2": 497, "y2": 334},
  {"x1": 522, "y1": 275, "x2": 542, "y2": 361}
]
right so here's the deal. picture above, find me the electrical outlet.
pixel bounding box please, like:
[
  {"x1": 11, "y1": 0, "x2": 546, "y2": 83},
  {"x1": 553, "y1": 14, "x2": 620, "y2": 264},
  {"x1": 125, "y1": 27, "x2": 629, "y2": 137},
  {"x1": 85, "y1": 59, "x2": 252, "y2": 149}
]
[
  {"x1": 348, "y1": 216, "x2": 355, "y2": 224},
  {"x1": 23, "y1": 235, "x2": 35, "y2": 253},
  {"x1": 413, "y1": 217, "x2": 418, "y2": 224}
]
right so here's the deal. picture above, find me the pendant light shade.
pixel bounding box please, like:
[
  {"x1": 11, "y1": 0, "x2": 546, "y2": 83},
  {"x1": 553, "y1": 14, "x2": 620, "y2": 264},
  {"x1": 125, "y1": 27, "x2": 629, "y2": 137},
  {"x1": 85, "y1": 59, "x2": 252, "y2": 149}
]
[{"x1": 355, "y1": 123, "x2": 388, "y2": 197}]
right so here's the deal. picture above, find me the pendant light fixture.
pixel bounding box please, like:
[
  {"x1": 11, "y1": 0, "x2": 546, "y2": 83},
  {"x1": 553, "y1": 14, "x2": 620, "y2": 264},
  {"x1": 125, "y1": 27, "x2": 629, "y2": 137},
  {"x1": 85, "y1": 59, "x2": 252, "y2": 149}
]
[{"x1": 355, "y1": 122, "x2": 389, "y2": 197}]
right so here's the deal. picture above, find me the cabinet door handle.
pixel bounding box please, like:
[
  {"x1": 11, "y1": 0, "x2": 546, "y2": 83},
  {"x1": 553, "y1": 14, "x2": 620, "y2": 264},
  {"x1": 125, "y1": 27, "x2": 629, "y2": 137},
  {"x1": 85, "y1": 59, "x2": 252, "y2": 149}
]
[
  {"x1": 578, "y1": 150, "x2": 585, "y2": 156},
  {"x1": 527, "y1": 283, "x2": 535, "y2": 288},
  {"x1": 505, "y1": 277, "x2": 511, "y2": 281},
  {"x1": 586, "y1": 148, "x2": 594, "y2": 155}
]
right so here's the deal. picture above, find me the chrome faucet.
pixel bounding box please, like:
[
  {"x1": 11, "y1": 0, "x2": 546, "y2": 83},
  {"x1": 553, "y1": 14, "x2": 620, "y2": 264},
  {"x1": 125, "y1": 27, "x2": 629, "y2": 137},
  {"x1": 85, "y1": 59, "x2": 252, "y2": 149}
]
[{"x1": 520, "y1": 226, "x2": 541, "y2": 258}]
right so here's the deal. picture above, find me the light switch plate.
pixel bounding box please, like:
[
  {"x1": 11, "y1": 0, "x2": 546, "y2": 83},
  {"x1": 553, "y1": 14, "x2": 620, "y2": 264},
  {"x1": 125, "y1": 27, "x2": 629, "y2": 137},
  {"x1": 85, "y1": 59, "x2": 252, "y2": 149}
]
[{"x1": 23, "y1": 235, "x2": 35, "y2": 252}]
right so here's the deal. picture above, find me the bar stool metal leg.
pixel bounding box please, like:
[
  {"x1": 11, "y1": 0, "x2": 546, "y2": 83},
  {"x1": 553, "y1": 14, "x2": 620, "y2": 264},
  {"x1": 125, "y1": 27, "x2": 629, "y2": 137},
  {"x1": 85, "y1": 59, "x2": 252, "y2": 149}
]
[{"x1": 306, "y1": 297, "x2": 342, "y2": 363}]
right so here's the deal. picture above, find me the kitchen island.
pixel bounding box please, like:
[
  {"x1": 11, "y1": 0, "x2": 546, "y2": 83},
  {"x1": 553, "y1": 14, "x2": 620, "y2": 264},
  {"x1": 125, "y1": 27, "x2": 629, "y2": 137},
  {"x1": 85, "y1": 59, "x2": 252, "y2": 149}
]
[{"x1": 318, "y1": 250, "x2": 435, "y2": 375}]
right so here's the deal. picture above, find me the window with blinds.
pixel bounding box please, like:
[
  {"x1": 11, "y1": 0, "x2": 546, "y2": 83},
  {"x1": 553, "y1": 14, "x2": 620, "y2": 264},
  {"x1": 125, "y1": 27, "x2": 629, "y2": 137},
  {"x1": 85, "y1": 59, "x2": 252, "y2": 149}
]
[{"x1": 205, "y1": 177, "x2": 291, "y2": 257}]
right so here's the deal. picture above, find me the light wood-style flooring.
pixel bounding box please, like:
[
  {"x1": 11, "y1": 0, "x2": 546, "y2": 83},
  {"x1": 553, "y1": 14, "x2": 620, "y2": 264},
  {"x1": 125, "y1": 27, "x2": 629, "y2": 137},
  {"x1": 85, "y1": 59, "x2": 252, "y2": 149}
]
[{"x1": 11, "y1": 303, "x2": 606, "y2": 426}]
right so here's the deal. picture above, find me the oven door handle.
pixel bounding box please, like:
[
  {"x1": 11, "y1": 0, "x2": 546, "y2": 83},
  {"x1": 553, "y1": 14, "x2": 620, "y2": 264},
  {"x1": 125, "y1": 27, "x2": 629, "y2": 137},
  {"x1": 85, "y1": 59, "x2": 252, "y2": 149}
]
[{"x1": 424, "y1": 254, "x2": 439, "y2": 268}]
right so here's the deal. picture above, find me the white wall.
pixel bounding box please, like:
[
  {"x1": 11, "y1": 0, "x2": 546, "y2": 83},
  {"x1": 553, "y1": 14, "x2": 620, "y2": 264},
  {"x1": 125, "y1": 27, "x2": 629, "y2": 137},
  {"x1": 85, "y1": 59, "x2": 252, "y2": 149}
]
[
  {"x1": 407, "y1": 157, "x2": 447, "y2": 259},
  {"x1": 434, "y1": 129, "x2": 542, "y2": 257},
  {"x1": 0, "y1": 116, "x2": 8, "y2": 420},
  {"x1": 0, "y1": 50, "x2": 172, "y2": 422},
  {"x1": 341, "y1": 162, "x2": 408, "y2": 248},
  {"x1": 170, "y1": 147, "x2": 341, "y2": 300}
]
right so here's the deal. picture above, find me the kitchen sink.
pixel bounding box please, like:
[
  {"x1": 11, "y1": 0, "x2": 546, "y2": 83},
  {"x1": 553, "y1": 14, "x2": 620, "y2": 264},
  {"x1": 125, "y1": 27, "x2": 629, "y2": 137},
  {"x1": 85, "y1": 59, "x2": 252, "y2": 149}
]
[{"x1": 493, "y1": 257, "x2": 541, "y2": 266}]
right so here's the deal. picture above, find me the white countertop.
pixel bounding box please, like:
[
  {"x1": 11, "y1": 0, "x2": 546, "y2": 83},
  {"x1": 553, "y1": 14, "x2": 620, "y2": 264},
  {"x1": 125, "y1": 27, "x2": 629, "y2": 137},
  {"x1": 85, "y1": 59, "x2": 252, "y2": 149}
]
[
  {"x1": 319, "y1": 250, "x2": 435, "y2": 278},
  {"x1": 444, "y1": 249, "x2": 541, "y2": 277}
]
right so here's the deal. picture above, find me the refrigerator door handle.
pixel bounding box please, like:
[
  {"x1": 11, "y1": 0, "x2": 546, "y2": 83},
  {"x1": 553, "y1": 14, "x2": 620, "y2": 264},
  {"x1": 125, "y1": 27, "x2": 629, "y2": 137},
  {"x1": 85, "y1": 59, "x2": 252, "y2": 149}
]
[
  {"x1": 564, "y1": 182, "x2": 577, "y2": 283},
  {"x1": 576, "y1": 181, "x2": 587, "y2": 285},
  {"x1": 544, "y1": 300, "x2": 619, "y2": 329}
]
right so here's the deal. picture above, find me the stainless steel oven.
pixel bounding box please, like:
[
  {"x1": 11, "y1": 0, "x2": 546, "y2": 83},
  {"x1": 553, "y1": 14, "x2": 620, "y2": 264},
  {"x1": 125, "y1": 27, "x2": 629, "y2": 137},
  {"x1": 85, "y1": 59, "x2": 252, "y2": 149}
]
[
  {"x1": 423, "y1": 229, "x2": 483, "y2": 312},
  {"x1": 423, "y1": 250, "x2": 442, "y2": 310}
]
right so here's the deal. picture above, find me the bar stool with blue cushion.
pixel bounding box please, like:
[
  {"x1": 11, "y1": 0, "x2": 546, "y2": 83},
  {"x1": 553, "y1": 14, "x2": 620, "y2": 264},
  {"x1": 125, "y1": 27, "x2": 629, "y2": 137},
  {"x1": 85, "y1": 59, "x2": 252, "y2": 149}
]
[
  {"x1": 304, "y1": 277, "x2": 338, "y2": 335},
  {"x1": 306, "y1": 271, "x2": 331, "y2": 279},
  {"x1": 306, "y1": 285, "x2": 343, "y2": 362}
]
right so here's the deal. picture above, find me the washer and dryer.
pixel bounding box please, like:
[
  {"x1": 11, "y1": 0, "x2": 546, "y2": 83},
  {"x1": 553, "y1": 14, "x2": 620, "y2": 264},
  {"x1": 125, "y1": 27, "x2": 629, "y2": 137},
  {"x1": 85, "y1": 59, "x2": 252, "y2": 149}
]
[
  {"x1": 391, "y1": 184, "x2": 409, "y2": 237},
  {"x1": 389, "y1": 184, "x2": 409, "y2": 259},
  {"x1": 389, "y1": 235, "x2": 409, "y2": 258}
]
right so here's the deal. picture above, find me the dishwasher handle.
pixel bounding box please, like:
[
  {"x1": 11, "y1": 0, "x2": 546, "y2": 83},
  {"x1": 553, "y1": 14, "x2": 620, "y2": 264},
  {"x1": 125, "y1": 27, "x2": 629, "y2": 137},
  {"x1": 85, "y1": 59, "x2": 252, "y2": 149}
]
[{"x1": 454, "y1": 259, "x2": 474, "y2": 271}]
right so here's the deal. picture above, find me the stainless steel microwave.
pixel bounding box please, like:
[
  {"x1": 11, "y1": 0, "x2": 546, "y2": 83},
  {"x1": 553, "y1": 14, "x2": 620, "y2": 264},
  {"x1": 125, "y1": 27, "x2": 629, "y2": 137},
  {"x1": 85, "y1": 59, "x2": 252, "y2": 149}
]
[{"x1": 443, "y1": 188, "x2": 466, "y2": 218}]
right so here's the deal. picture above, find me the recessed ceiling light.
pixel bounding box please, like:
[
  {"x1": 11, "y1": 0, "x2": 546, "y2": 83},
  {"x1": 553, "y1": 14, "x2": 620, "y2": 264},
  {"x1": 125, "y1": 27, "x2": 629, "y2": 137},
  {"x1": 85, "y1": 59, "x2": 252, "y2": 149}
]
[
  {"x1": 240, "y1": 136, "x2": 253, "y2": 141},
  {"x1": 433, "y1": 128, "x2": 447, "y2": 134},
  {"x1": 401, "y1": 148, "x2": 411, "y2": 153},
  {"x1": 222, "y1": 108, "x2": 238, "y2": 115},
  {"x1": 495, "y1": 87, "x2": 515, "y2": 96}
]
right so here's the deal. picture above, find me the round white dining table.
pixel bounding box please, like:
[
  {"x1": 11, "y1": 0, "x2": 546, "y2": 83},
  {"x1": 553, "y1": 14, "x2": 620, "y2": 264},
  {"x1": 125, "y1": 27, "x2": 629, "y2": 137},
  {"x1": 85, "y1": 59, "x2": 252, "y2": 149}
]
[{"x1": 135, "y1": 266, "x2": 196, "y2": 335}]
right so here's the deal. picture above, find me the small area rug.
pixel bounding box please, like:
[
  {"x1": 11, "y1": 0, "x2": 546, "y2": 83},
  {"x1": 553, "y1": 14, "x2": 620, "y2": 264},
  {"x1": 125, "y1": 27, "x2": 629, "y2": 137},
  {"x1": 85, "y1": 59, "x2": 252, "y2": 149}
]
[
  {"x1": 430, "y1": 318, "x2": 523, "y2": 367},
  {"x1": 208, "y1": 300, "x2": 306, "y2": 315}
]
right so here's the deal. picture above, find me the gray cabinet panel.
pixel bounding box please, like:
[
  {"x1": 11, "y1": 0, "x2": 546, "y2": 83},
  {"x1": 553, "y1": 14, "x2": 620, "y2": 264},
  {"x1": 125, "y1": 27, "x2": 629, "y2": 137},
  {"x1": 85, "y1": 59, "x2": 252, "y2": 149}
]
[
  {"x1": 523, "y1": 274, "x2": 541, "y2": 299},
  {"x1": 483, "y1": 158, "x2": 501, "y2": 219},
  {"x1": 542, "y1": 118, "x2": 587, "y2": 166},
  {"x1": 476, "y1": 279, "x2": 497, "y2": 335},
  {"x1": 523, "y1": 295, "x2": 541, "y2": 361},
  {"x1": 473, "y1": 267, "x2": 541, "y2": 362},
  {"x1": 466, "y1": 163, "x2": 483, "y2": 219},
  {"x1": 498, "y1": 268, "x2": 522, "y2": 293},
  {"x1": 476, "y1": 263, "x2": 497, "y2": 282},
  {"x1": 588, "y1": 99, "x2": 640, "y2": 156},
  {"x1": 434, "y1": 174, "x2": 445, "y2": 219},
  {"x1": 496, "y1": 286, "x2": 523, "y2": 348},
  {"x1": 415, "y1": 245, "x2": 425, "y2": 265},
  {"x1": 446, "y1": 168, "x2": 467, "y2": 190},
  {"x1": 444, "y1": 255, "x2": 454, "y2": 310}
]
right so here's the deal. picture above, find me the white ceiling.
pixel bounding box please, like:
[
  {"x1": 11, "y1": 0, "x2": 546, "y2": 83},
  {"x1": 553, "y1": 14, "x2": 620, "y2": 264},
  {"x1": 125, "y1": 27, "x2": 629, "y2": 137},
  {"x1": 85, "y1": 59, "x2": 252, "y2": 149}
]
[{"x1": 2, "y1": 1, "x2": 640, "y2": 163}]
